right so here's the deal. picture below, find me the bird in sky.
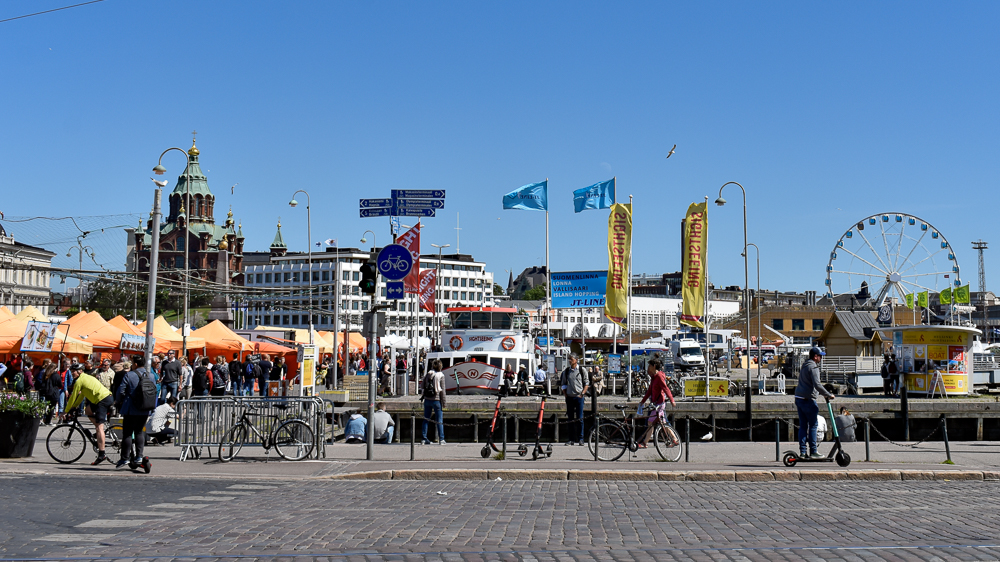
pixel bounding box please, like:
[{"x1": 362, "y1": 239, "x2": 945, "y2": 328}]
[
  {"x1": 666, "y1": 144, "x2": 676, "y2": 159},
  {"x1": 150, "y1": 178, "x2": 169, "y2": 188}
]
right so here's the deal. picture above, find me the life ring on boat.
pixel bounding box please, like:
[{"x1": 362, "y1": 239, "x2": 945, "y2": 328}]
[
  {"x1": 501, "y1": 336, "x2": 516, "y2": 351},
  {"x1": 449, "y1": 336, "x2": 463, "y2": 351}
]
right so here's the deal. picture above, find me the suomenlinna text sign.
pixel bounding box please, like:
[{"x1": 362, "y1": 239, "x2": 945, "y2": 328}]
[{"x1": 551, "y1": 271, "x2": 608, "y2": 309}]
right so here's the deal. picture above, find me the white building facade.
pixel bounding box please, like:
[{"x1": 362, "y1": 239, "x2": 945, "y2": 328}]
[{"x1": 0, "y1": 223, "x2": 55, "y2": 315}]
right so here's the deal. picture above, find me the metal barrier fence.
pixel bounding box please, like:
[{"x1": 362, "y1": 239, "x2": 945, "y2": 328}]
[{"x1": 176, "y1": 396, "x2": 328, "y2": 461}]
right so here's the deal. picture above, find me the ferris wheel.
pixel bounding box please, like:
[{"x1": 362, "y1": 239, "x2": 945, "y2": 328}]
[{"x1": 825, "y1": 213, "x2": 961, "y2": 306}]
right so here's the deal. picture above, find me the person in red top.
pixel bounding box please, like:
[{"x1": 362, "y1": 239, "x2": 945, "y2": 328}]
[{"x1": 637, "y1": 359, "x2": 676, "y2": 448}]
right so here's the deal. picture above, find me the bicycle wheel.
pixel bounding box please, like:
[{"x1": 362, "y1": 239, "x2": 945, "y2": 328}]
[
  {"x1": 218, "y1": 425, "x2": 248, "y2": 462},
  {"x1": 653, "y1": 424, "x2": 683, "y2": 462},
  {"x1": 587, "y1": 422, "x2": 627, "y2": 461},
  {"x1": 273, "y1": 420, "x2": 315, "y2": 461},
  {"x1": 105, "y1": 423, "x2": 123, "y2": 456},
  {"x1": 46, "y1": 424, "x2": 87, "y2": 464}
]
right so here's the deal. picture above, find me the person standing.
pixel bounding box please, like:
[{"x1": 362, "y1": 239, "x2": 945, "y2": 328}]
[
  {"x1": 560, "y1": 354, "x2": 590, "y2": 445},
  {"x1": 95, "y1": 359, "x2": 115, "y2": 392},
  {"x1": 159, "y1": 350, "x2": 181, "y2": 403},
  {"x1": 228, "y1": 353, "x2": 244, "y2": 396},
  {"x1": 795, "y1": 347, "x2": 835, "y2": 459},
  {"x1": 192, "y1": 358, "x2": 211, "y2": 397},
  {"x1": 210, "y1": 355, "x2": 229, "y2": 397},
  {"x1": 636, "y1": 359, "x2": 676, "y2": 447},
  {"x1": 179, "y1": 358, "x2": 193, "y2": 400},
  {"x1": 257, "y1": 354, "x2": 273, "y2": 397},
  {"x1": 114, "y1": 355, "x2": 155, "y2": 471},
  {"x1": 421, "y1": 359, "x2": 446, "y2": 445}
]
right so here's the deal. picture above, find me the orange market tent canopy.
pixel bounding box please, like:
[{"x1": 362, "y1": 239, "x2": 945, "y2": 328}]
[
  {"x1": 194, "y1": 320, "x2": 294, "y2": 358},
  {"x1": 108, "y1": 316, "x2": 144, "y2": 336},
  {"x1": 14, "y1": 306, "x2": 48, "y2": 322},
  {"x1": 0, "y1": 316, "x2": 93, "y2": 356},
  {"x1": 316, "y1": 331, "x2": 368, "y2": 355},
  {"x1": 253, "y1": 326, "x2": 334, "y2": 354},
  {"x1": 136, "y1": 316, "x2": 205, "y2": 353},
  {"x1": 60, "y1": 311, "x2": 128, "y2": 350},
  {"x1": 0, "y1": 307, "x2": 13, "y2": 321}
]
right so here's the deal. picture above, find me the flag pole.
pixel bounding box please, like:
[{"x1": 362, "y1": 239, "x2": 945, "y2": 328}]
[
  {"x1": 545, "y1": 178, "x2": 551, "y2": 356},
  {"x1": 703, "y1": 195, "x2": 709, "y2": 402},
  {"x1": 627, "y1": 192, "x2": 633, "y2": 401}
]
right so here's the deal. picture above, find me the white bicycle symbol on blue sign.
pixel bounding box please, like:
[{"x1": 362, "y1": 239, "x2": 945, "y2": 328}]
[{"x1": 379, "y1": 255, "x2": 410, "y2": 274}]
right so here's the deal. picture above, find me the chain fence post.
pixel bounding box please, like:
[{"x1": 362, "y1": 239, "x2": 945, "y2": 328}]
[
  {"x1": 502, "y1": 413, "x2": 507, "y2": 457},
  {"x1": 901, "y1": 384, "x2": 910, "y2": 441},
  {"x1": 774, "y1": 418, "x2": 780, "y2": 462},
  {"x1": 864, "y1": 417, "x2": 870, "y2": 462},
  {"x1": 685, "y1": 415, "x2": 690, "y2": 463},
  {"x1": 410, "y1": 413, "x2": 415, "y2": 461},
  {"x1": 473, "y1": 413, "x2": 478, "y2": 443},
  {"x1": 940, "y1": 414, "x2": 952, "y2": 463}
]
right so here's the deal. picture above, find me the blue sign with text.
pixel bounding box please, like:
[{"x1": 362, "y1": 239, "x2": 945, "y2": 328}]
[
  {"x1": 360, "y1": 208, "x2": 392, "y2": 218},
  {"x1": 550, "y1": 270, "x2": 608, "y2": 309},
  {"x1": 392, "y1": 189, "x2": 446, "y2": 199},
  {"x1": 360, "y1": 198, "x2": 392, "y2": 208}
]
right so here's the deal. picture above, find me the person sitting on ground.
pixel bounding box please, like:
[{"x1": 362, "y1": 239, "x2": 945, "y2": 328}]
[
  {"x1": 344, "y1": 409, "x2": 367, "y2": 443},
  {"x1": 147, "y1": 396, "x2": 178, "y2": 445},
  {"x1": 372, "y1": 402, "x2": 394, "y2": 444},
  {"x1": 835, "y1": 406, "x2": 856, "y2": 443}
]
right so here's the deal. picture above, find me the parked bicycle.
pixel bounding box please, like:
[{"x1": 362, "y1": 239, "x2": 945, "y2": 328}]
[
  {"x1": 587, "y1": 404, "x2": 683, "y2": 462},
  {"x1": 46, "y1": 413, "x2": 122, "y2": 464},
  {"x1": 218, "y1": 403, "x2": 315, "y2": 462}
]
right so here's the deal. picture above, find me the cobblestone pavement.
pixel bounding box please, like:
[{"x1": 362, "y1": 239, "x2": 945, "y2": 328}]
[{"x1": 14, "y1": 478, "x2": 999, "y2": 561}]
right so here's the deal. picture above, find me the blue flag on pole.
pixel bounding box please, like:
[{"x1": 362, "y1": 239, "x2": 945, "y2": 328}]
[
  {"x1": 503, "y1": 180, "x2": 548, "y2": 211},
  {"x1": 573, "y1": 178, "x2": 615, "y2": 213}
]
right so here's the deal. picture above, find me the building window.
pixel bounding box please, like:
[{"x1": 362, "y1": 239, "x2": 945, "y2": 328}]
[
  {"x1": 291, "y1": 315, "x2": 299, "y2": 325},
  {"x1": 792, "y1": 319, "x2": 805, "y2": 331},
  {"x1": 444, "y1": 290, "x2": 450, "y2": 299},
  {"x1": 772, "y1": 319, "x2": 784, "y2": 330},
  {"x1": 444, "y1": 278, "x2": 450, "y2": 287},
  {"x1": 343, "y1": 271, "x2": 349, "y2": 281},
  {"x1": 320, "y1": 316, "x2": 328, "y2": 325},
  {"x1": 265, "y1": 273, "x2": 272, "y2": 283},
  {"x1": 812, "y1": 319, "x2": 824, "y2": 331},
  {"x1": 362, "y1": 301, "x2": 368, "y2": 310},
  {"x1": 255, "y1": 274, "x2": 263, "y2": 284},
  {"x1": 264, "y1": 315, "x2": 271, "y2": 325},
  {"x1": 322, "y1": 271, "x2": 329, "y2": 281},
  {"x1": 352, "y1": 271, "x2": 360, "y2": 281},
  {"x1": 282, "y1": 315, "x2": 290, "y2": 325},
  {"x1": 283, "y1": 273, "x2": 291, "y2": 283},
  {"x1": 293, "y1": 272, "x2": 300, "y2": 283},
  {"x1": 461, "y1": 291, "x2": 467, "y2": 300},
  {"x1": 352, "y1": 301, "x2": 359, "y2": 310}
]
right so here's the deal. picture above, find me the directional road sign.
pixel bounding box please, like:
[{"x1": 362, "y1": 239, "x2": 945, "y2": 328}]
[
  {"x1": 389, "y1": 206, "x2": 436, "y2": 217},
  {"x1": 376, "y1": 244, "x2": 413, "y2": 281},
  {"x1": 360, "y1": 208, "x2": 392, "y2": 218},
  {"x1": 392, "y1": 189, "x2": 446, "y2": 199},
  {"x1": 394, "y1": 199, "x2": 444, "y2": 209},
  {"x1": 386, "y1": 281, "x2": 405, "y2": 300},
  {"x1": 360, "y1": 198, "x2": 392, "y2": 208}
]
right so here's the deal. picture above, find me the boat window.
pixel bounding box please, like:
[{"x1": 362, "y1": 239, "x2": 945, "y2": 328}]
[
  {"x1": 513, "y1": 316, "x2": 529, "y2": 330},
  {"x1": 452, "y1": 312, "x2": 471, "y2": 329},
  {"x1": 489, "y1": 356, "x2": 503, "y2": 369},
  {"x1": 440, "y1": 358, "x2": 451, "y2": 369},
  {"x1": 492, "y1": 313, "x2": 512, "y2": 329},
  {"x1": 472, "y1": 312, "x2": 491, "y2": 329},
  {"x1": 471, "y1": 355, "x2": 489, "y2": 364},
  {"x1": 519, "y1": 359, "x2": 530, "y2": 371}
]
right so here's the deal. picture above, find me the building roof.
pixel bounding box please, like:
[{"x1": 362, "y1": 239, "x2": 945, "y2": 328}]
[
  {"x1": 170, "y1": 143, "x2": 212, "y2": 198},
  {"x1": 271, "y1": 220, "x2": 286, "y2": 249},
  {"x1": 822, "y1": 310, "x2": 879, "y2": 341}
]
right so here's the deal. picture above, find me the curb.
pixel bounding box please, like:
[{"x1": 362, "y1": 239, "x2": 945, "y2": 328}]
[{"x1": 319, "y1": 469, "x2": 1000, "y2": 482}]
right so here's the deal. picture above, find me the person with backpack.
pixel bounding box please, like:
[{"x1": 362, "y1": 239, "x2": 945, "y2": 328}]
[
  {"x1": 192, "y1": 358, "x2": 211, "y2": 397},
  {"x1": 114, "y1": 355, "x2": 156, "y2": 472},
  {"x1": 63, "y1": 364, "x2": 115, "y2": 465},
  {"x1": 258, "y1": 354, "x2": 273, "y2": 396},
  {"x1": 211, "y1": 355, "x2": 229, "y2": 397},
  {"x1": 228, "y1": 353, "x2": 244, "y2": 396},
  {"x1": 420, "y1": 359, "x2": 446, "y2": 445},
  {"x1": 242, "y1": 357, "x2": 258, "y2": 396}
]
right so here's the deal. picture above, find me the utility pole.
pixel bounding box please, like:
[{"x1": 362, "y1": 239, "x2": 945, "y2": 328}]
[{"x1": 973, "y1": 240, "x2": 988, "y2": 338}]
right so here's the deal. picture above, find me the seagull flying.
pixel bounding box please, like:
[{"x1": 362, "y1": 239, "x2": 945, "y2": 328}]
[
  {"x1": 150, "y1": 178, "x2": 169, "y2": 188},
  {"x1": 666, "y1": 144, "x2": 676, "y2": 159}
]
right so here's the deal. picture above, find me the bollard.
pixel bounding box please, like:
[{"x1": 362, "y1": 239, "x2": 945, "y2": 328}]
[
  {"x1": 901, "y1": 384, "x2": 910, "y2": 441},
  {"x1": 685, "y1": 415, "x2": 690, "y2": 463},
  {"x1": 864, "y1": 417, "x2": 871, "y2": 462},
  {"x1": 710, "y1": 414, "x2": 716, "y2": 442},
  {"x1": 502, "y1": 414, "x2": 507, "y2": 457},
  {"x1": 775, "y1": 418, "x2": 780, "y2": 462},
  {"x1": 941, "y1": 414, "x2": 952, "y2": 463},
  {"x1": 473, "y1": 414, "x2": 479, "y2": 443},
  {"x1": 410, "y1": 414, "x2": 415, "y2": 461}
]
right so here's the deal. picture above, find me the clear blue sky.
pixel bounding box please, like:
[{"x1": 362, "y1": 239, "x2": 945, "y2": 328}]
[{"x1": 2, "y1": 1, "x2": 998, "y2": 297}]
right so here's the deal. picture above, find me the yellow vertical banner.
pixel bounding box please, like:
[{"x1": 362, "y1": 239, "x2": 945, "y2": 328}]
[
  {"x1": 680, "y1": 202, "x2": 708, "y2": 329},
  {"x1": 905, "y1": 293, "x2": 914, "y2": 309},
  {"x1": 604, "y1": 203, "x2": 632, "y2": 327}
]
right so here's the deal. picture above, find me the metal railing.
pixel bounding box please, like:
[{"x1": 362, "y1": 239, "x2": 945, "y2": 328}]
[{"x1": 175, "y1": 396, "x2": 327, "y2": 461}]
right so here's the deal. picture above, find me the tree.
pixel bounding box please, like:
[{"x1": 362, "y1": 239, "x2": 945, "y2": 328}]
[
  {"x1": 523, "y1": 284, "x2": 547, "y2": 300},
  {"x1": 493, "y1": 283, "x2": 504, "y2": 296}
]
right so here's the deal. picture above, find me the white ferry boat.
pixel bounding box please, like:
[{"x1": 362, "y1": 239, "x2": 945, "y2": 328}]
[{"x1": 426, "y1": 306, "x2": 539, "y2": 394}]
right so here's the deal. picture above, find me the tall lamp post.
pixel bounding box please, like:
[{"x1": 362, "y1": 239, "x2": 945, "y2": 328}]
[
  {"x1": 66, "y1": 245, "x2": 94, "y2": 308},
  {"x1": 715, "y1": 181, "x2": 752, "y2": 440},
  {"x1": 143, "y1": 179, "x2": 164, "y2": 371},
  {"x1": 360, "y1": 230, "x2": 377, "y2": 460},
  {"x1": 133, "y1": 256, "x2": 150, "y2": 322},
  {"x1": 745, "y1": 242, "x2": 761, "y2": 391},
  {"x1": 431, "y1": 243, "x2": 450, "y2": 348},
  {"x1": 152, "y1": 144, "x2": 194, "y2": 358},
  {"x1": 288, "y1": 191, "x2": 314, "y2": 345}
]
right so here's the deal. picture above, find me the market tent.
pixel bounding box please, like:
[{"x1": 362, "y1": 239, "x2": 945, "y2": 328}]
[
  {"x1": 108, "y1": 316, "x2": 143, "y2": 336},
  {"x1": 318, "y1": 330, "x2": 367, "y2": 353},
  {"x1": 14, "y1": 306, "x2": 48, "y2": 322},
  {"x1": 0, "y1": 316, "x2": 93, "y2": 356},
  {"x1": 194, "y1": 320, "x2": 293, "y2": 358},
  {"x1": 0, "y1": 307, "x2": 13, "y2": 321},
  {"x1": 252, "y1": 326, "x2": 333, "y2": 354},
  {"x1": 136, "y1": 316, "x2": 206, "y2": 353},
  {"x1": 381, "y1": 334, "x2": 431, "y2": 350},
  {"x1": 60, "y1": 311, "x2": 128, "y2": 350}
]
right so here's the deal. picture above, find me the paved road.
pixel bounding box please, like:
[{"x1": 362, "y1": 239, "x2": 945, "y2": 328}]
[{"x1": 5, "y1": 475, "x2": 1000, "y2": 561}]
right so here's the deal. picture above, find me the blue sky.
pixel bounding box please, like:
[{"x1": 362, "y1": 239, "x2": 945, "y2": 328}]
[{"x1": 2, "y1": 1, "x2": 998, "y2": 297}]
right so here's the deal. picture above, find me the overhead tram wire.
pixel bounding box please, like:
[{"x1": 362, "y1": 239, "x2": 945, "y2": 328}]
[{"x1": 0, "y1": 0, "x2": 107, "y2": 24}]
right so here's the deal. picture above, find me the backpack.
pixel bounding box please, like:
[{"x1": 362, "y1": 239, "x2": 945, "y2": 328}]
[
  {"x1": 422, "y1": 372, "x2": 438, "y2": 399},
  {"x1": 212, "y1": 365, "x2": 228, "y2": 389},
  {"x1": 252, "y1": 362, "x2": 263, "y2": 380},
  {"x1": 135, "y1": 370, "x2": 158, "y2": 410}
]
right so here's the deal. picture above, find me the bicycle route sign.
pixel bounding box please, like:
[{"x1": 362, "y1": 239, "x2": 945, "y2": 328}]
[{"x1": 376, "y1": 244, "x2": 413, "y2": 281}]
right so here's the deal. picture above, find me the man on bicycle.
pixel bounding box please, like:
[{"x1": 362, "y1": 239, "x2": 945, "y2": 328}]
[
  {"x1": 636, "y1": 359, "x2": 676, "y2": 448},
  {"x1": 62, "y1": 363, "x2": 115, "y2": 465}
]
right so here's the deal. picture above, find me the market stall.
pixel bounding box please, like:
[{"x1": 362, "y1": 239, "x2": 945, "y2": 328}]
[{"x1": 877, "y1": 325, "x2": 980, "y2": 396}]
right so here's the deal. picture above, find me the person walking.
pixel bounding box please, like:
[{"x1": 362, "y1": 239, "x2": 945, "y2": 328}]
[
  {"x1": 114, "y1": 355, "x2": 155, "y2": 471},
  {"x1": 421, "y1": 359, "x2": 446, "y2": 444},
  {"x1": 795, "y1": 347, "x2": 835, "y2": 459},
  {"x1": 560, "y1": 354, "x2": 590, "y2": 445},
  {"x1": 179, "y1": 358, "x2": 193, "y2": 400},
  {"x1": 159, "y1": 350, "x2": 181, "y2": 403},
  {"x1": 636, "y1": 359, "x2": 676, "y2": 447}
]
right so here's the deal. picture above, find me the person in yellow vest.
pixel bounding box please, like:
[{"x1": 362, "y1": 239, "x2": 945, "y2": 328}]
[{"x1": 62, "y1": 364, "x2": 114, "y2": 465}]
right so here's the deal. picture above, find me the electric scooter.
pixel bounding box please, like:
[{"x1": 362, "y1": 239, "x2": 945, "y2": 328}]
[
  {"x1": 480, "y1": 395, "x2": 504, "y2": 458},
  {"x1": 782, "y1": 398, "x2": 851, "y2": 467},
  {"x1": 517, "y1": 396, "x2": 554, "y2": 460}
]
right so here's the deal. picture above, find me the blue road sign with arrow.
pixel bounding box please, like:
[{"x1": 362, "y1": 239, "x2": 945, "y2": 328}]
[
  {"x1": 394, "y1": 199, "x2": 444, "y2": 209},
  {"x1": 360, "y1": 208, "x2": 392, "y2": 218},
  {"x1": 386, "y1": 281, "x2": 405, "y2": 300},
  {"x1": 392, "y1": 189, "x2": 446, "y2": 199},
  {"x1": 389, "y1": 206, "x2": 436, "y2": 217},
  {"x1": 360, "y1": 198, "x2": 392, "y2": 208},
  {"x1": 376, "y1": 244, "x2": 413, "y2": 281}
]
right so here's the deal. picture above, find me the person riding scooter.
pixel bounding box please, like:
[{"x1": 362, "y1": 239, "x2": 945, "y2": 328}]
[{"x1": 794, "y1": 347, "x2": 835, "y2": 459}]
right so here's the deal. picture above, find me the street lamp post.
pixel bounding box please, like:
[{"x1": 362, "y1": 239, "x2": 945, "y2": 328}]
[
  {"x1": 360, "y1": 230, "x2": 377, "y2": 460},
  {"x1": 143, "y1": 180, "x2": 164, "y2": 371},
  {"x1": 66, "y1": 245, "x2": 94, "y2": 308},
  {"x1": 745, "y1": 242, "x2": 761, "y2": 391},
  {"x1": 288, "y1": 191, "x2": 314, "y2": 345},
  {"x1": 715, "y1": 181, "x2": 753, "y2": 440},
  {"x1": 430, "y1": 243, "x2": 450, "y2": 349},
  {"x1": 133, "y1": 256, "x2": 150, "y2": 322},
  {"x1": 152, "y1": 145, "x2": 193, "y2": 358}
]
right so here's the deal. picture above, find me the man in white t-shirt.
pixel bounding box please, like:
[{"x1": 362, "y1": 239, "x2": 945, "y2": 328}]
[{"x1": 147, "y1": 396, "x2": 177, "y2": 445}]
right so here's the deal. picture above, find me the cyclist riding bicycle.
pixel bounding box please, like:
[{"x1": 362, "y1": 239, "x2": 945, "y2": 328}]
[
  {"x1": 62, "y1": 364, "x2": 115, "y2": 465},
  {"x1": 636, "y1": 359, "x2": 676, "y2": 449}
]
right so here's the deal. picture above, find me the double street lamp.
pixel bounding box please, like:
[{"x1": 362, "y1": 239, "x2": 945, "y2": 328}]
[
  {"x1": 715, "y1": 181, "x2": 753, "y2": 439},
  {"x1": 152, "y1": 145, "x2": 194, "y2": 357},
  {"x1": 430, "y1": 243, "x2": 450, "y2": 348},
  {"x1": 66, "y1": 244, "x2": 94, "y2": 308},
  {"x1": 288, "y1": 190, "x2": 314, "y2": 345},
  {"x1": 142, "y1": 179, "x2": 164, "y2": 371}
]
